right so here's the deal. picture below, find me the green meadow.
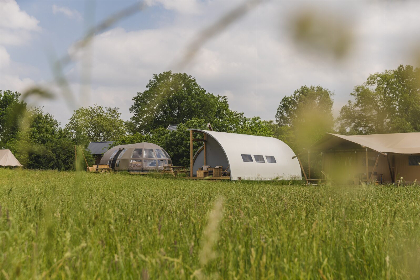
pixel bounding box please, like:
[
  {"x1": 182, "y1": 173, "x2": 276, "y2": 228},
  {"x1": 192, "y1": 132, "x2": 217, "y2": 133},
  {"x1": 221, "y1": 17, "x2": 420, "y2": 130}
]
[{"x1": 1, "y1": 169, "x2": 420, "y2": 279}]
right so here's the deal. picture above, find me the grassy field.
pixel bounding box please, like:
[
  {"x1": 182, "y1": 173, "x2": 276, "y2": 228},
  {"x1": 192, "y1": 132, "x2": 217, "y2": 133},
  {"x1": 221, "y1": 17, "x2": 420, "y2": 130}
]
[{"x1": 1, "y1": 169, "x2": 420, "y2": 279}]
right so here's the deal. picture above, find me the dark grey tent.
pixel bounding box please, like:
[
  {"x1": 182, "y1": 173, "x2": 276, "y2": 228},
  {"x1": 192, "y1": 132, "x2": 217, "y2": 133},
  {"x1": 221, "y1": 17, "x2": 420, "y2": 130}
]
[{"x1": 87, "y1": 141, "x2": 114, "y2": 164}]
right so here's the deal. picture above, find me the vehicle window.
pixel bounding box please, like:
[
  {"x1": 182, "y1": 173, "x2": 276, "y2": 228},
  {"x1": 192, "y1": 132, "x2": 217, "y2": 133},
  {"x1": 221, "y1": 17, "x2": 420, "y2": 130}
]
[
  {"x1": 241, "y1": 154, "x2": 253, "y2": 162},
  {"x1": 131, "y1": 149, "x2": 142, "y2": 158},
  {"x1": 266, "y1": 156, "x2": 276, "y2": 163},
  {"x1": 144, "y1": 149, "x2": 155, "y2": 158},
  {"x1": 155, "y1": 149, "x2": 166, "y2": 159},
  {"x1": 254, "y1": 155, "x2": 265, "y2": 163}
]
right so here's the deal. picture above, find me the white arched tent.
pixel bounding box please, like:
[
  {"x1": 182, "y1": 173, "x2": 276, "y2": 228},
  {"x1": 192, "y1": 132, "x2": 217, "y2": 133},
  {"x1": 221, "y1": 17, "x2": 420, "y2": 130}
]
[{"x1": 190, "y1": 130, "x2": 301, "y2": 180}]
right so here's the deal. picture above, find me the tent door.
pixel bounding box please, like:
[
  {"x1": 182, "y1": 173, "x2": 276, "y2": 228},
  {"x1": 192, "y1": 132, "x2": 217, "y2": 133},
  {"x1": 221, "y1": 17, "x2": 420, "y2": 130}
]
[{"x1": 110, "y1": 149, "x2": 123, "y2": 169}]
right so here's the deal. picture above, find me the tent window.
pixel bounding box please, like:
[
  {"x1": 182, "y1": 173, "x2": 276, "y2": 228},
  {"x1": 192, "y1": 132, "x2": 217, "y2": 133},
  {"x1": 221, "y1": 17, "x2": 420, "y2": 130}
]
[
  {"x1": 155, "y1": 149, "x2": 166, "y2": 159},
  {"x1": 254, "y1": 155, "x2": 265, "y2": 163},
  {"x1": 241, "y1": 154, "x2": 253, "y2": 162},
  {"x1": 409, "y1": 156, "x2": 420, "y2": 166},
  {"x1": 144, "y1": 149, "x2": 155, "y2": 158},
  {"x1": 130, "y1": 159, "x2": 142, "y2": 168},
  {"x1": 158, "y1": 159, "x2": 168, "y2": 166},
  {"x1": 132, "y1": 149, "x2": 143, "y2": 158},
  {"x1": 162, "y1": 149, "x2": 170, "y2": 158},
  {"x1": 144, "y1": 159, "x2": 157, "y2": 167},
  {"x1": 266, "y1": 156, "x2": 276, "y2": 163}
]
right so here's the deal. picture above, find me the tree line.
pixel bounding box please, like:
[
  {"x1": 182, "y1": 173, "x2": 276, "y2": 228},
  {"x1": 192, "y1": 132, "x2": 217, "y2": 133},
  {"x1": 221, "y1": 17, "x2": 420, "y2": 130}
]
[{"x1": 1, "y1": 65, "x2": 419, "y2": 170}]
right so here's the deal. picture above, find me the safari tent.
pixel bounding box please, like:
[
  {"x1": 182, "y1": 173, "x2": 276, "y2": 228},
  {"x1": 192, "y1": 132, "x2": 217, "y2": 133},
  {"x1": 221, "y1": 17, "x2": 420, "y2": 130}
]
[
  {"x1": 99, "y1": 142, "x2": 171, "y2": 172},
  {"x1": 189, "y1": 130, "x2": 302, "y2": 180},
  {"x1": 313, "y1": 132, "x2": 420, "y2": 183},
  {"x1": 0, "y1": 149, "x2": 22, "y2": 167}
]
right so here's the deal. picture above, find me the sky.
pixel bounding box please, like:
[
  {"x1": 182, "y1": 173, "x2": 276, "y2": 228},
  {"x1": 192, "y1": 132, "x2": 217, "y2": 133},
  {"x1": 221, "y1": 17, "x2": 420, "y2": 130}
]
[{"x1": 1, "y1": 0, "x2": 420, "y2": 126}]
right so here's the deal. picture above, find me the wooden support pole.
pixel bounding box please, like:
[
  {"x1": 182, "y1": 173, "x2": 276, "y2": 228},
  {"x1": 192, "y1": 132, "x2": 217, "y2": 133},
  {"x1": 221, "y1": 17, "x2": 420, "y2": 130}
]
[
  {"x1": 365, "y1": 147, "x2": 368, "y2": 183},
  {"x1": 190, "y1": 130, "x2": 193, "y2": 177},
  {"x1": 204, "y1": 133, "x2": 207, "y2": 166},
  {"x1": 394, "y1": 164, "x2": 397, "y2": 183},
  {"x1": 370, "y1": 154, "x2": 380, "y2": 182},
  {"x1": 308, "y1": 150, "x2": 310, "y2": 179},
  {"x1": 387, "y1": 154, "x2": 394, "y2": 183},
  {"x1": 296, "y1": 156, "x2": 308, "y2": 184}
]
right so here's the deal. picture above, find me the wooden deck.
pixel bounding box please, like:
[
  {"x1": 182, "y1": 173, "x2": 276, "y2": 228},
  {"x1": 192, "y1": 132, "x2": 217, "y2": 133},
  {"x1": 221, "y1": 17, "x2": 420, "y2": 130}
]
[{"x1": 185, "y1": 176, "x2": 230, "y2": 180}]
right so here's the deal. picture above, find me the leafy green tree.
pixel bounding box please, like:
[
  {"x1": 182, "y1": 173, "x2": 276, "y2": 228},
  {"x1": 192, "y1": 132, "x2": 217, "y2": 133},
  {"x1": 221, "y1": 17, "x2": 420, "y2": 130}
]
[
  {"x1": 155, "y1": 119, "x2": 208, "y2": 166},
  {"x1": 275, "y1": 85, "x2": 334, "y2": 179},
  {"x1": 338, "y1": 65, "x2": 420, "y2": 134},
  {"x1": 0, "y1": 90, "x2": 27, "y2": 147},
  {"x1": 8, "y1": 108, "x2": 82, "y2": 170},
  {"x1": 129, "y1": 71, "x2": 231, "y2": 133},
  {"x1": 275, "y1": 85, "x2": 334, "y2": 150},
  {"x1": 119, "y1": 71, "x2": 276, "y2": 166},
  {"x1": 66, "y1": 105, "x2": 127, "y2": 146}
]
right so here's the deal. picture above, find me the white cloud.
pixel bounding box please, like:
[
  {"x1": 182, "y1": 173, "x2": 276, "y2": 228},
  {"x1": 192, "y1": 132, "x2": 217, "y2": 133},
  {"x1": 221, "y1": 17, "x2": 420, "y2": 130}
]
[
  {"x1": 0, "y1": 0, "x2": 39, "y2": 31},
  {"x1": 146, "y1": 0, "x2": 200, "y2": 14},
  {"x1": 0, "y1": 45, "x2": 10, "y2": 68},
  {"x1": 52, "y1": 4, "x2": 82, "y2": 21},
  {"x1": 0, "y1": 0, "x2": 39, "y2": 93},
  {"x1": 0, "y1": 0, "x2": 40, "y2": 46},
  {"x1": 0, "y1": 74, "x2": 35, "y2": 93},
  {"x1": 21, "y1": 0, "x2": 420, "y2": 126}
]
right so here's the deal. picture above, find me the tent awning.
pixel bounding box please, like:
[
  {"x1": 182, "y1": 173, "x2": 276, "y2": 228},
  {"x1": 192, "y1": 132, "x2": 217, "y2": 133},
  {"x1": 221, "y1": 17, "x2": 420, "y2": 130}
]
[{"x1": 314, "y1": 132, "x2": 420, "y2": 154}]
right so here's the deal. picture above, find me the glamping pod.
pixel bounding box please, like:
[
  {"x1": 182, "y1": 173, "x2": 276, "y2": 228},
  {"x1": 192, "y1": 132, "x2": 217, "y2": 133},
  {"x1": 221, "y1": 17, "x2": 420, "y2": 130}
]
[
  {"x1": 99, "y1": 143, "x2": 171, "y2": 172},
  {"x1": 190, "y1": 130, "x2": 301, "y2": 180}
]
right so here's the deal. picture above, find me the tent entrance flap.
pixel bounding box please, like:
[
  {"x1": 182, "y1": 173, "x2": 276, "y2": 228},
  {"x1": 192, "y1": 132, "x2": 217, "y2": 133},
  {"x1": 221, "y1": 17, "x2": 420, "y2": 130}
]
[{"x1": 190, "y1": 130, "x2": 230, "y2": 179}]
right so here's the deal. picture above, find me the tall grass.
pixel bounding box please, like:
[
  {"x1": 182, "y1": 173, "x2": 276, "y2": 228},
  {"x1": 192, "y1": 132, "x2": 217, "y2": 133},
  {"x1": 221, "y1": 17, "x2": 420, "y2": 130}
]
[{"x1": 1, "y1": 169, "x2": 420, "y2": 279}]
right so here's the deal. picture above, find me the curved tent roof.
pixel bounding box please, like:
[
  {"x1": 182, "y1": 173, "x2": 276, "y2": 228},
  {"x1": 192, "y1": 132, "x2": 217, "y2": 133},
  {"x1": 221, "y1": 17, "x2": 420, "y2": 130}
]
[
  {"x1": 192, "y1": 130, "x2": 301, "y2": 180},
  {"x1": 0, "y1": 149, "x2": 22, "y2": 167},
  {"x1": 314, "y1": 132, "x2": 420, "y2": 154}
]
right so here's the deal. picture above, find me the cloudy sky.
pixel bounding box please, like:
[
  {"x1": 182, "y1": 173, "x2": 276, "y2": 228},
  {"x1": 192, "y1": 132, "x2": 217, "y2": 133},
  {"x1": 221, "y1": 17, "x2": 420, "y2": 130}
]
[{"x1": 1, "y1": 0, "x2": 420, "y2": 126}]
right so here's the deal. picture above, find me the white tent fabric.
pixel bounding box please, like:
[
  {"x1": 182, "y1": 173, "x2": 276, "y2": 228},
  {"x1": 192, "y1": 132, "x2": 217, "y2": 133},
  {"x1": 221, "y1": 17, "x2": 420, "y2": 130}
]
[
  {"x1": 192, "y1": 130, "x2": 302, "y2": 180},
  {"x1": 0, "y1": 149, "x2": 22, "y2": 167},
  {"x1": 328, "y1": 133, "x2": 420, "y2": 154}
]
